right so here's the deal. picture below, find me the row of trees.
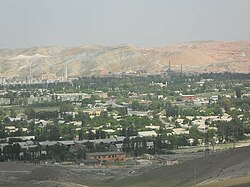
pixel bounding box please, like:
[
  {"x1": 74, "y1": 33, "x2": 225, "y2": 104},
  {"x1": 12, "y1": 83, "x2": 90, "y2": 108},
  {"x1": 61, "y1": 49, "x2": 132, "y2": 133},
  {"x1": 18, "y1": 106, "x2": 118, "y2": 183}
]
[{"x1": 0, "y1": 140, "x2": 115, "y2": 162}]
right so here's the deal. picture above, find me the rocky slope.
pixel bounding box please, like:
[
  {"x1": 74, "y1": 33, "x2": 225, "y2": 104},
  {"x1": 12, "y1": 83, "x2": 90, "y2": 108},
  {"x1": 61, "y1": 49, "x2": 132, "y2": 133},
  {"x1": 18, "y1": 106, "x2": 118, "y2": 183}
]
[{"x1": 0, "y1": 41, "x2": 249, "y2": 78}]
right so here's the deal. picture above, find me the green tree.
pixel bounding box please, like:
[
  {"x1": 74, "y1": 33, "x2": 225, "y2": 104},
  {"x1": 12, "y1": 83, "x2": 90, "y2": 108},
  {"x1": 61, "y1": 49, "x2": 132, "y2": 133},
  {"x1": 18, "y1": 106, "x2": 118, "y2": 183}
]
[
  {"x1": 3, "y1": 143, "x2": 21, "y2": 160},
  {"x1": 235, "y1": 87, "x2": 242, "y2": 99},
  {"x1": 25, "y1": 107, "x2": 36, "y2": 120},
  {"x1": 85, "y1": 141, "x2": 95, "y2": 152},
  {"x1": 87, "y1": 128, "x2": 95, "y2": 140},
  {"x1": 10, "y1": 108, "x2": 17, "y2": 118},
  {"x1": 48, "y1": 125, "x2": 60, "y2": 141},
  {"x1": 131, "y1": 100, "x2": 140, "y2": 110},
  {"x1": 189, "y1": 126, "x2": 202, "y2": 139},
  {"x1": 166, "y1": 104, "x2": 178, "y2": 118},
  {"x1": 76, "y1": 148, "x2": 87, "y2": 159},
  {"x1": 59, "y1": 102, "x2": 74, "y2": 113},
  {"x1": 122, "y1": 137, "x2": 131, "y2": 154},
  {"x1": 221, "y1": 98, "x2": 231, "y2": 111},
  {"x1": 79, "y1": 128, "x2": 84, "y2": 140}
]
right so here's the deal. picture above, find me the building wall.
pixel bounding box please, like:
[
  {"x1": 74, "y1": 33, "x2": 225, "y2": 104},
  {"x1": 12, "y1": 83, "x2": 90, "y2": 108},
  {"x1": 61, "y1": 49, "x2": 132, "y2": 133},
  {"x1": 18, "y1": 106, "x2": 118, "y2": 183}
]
[
  {"x1": 181, "y1": 95, "x2": 195, "y2": 101},
  {"x1": 86, "y1": 153, "x2": 126, "y2": 162}
]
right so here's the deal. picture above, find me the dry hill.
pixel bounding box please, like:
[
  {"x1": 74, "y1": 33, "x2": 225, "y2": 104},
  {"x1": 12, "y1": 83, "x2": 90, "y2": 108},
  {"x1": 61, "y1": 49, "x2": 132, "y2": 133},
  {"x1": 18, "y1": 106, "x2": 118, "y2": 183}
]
[{"x1": 0, "y1": 41, "x2": 249, "y2": 78}]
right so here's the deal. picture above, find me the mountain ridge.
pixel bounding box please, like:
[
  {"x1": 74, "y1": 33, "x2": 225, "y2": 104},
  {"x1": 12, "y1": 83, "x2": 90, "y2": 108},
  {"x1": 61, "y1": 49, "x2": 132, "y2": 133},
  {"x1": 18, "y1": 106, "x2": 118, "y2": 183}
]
[{"x1": 0, "y1": 41, "x2": 249, "y2": 78}]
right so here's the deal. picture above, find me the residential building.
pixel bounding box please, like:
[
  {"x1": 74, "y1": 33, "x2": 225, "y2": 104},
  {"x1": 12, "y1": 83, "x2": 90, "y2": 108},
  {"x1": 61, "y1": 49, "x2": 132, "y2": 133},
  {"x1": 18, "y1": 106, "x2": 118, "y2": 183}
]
[
  {"x1": 86, "y1": 152, "x2": 126, "y2": 162},
  {"x1": 138, "y1": 130, "x2": 157, "y2": 137}
]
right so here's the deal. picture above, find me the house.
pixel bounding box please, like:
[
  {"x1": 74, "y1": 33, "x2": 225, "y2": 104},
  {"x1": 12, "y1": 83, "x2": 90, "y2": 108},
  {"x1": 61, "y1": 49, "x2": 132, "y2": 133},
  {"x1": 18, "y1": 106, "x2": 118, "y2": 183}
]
[
  {"x1": 0, "y1": 98, "x2": 11, "y2": 105},
  {"x1": 180, "y1": 94, "x2": 196, "y2": 101},
  {"x1": 196, "y1": 81, "x2": 205, "y2": 86},
  {"x1": 115, "y1": 143, "x2": 123, "y2": 151},
  {"x1": 157, "y1": 95, "x2": 164, "y2": 100},
  {"x1": 53, "y1": 93, "x2": 86, "y2": 102},
  {"x1": 176, "y1": 119, "x2": 184, "y2": 124},
  {"x1": 89, "y1": 137, "x2": 117, "y2": 144},
  {"x1": 138, "y1": 130, "x2": 157, "y2": 137},
  {"x1": 103, "y1": 129, "x2": 115, "y2": 134},
  {"x1": 86, "y1": 152, "x2": 126, "y2": 162},
  {"x1": 242, "y1": 93, "x2": 250, "y2": 98},
  {"x1": 28, "y1": 95, "x2": 52, "y2": 104},
  {"x1": 11, "y1": 142, "x2": 40, "y2": 158},
  {"x1": 6, "y1": 136, "x2": 35, "y2": 142},
  {"x1": 172, "y1": 128, "x2": 189, "y2": 135},
  {"x1": 5, "y1": 126, "x2": 18, "y2": 133},
  {"x1": 72, "y1": 121, "x2": 82, "y2": 126},
  {"x1": 35, "y1": 119, "x2": 51, "y2": 127},
  {"x1": 21, "y1": 128, "x2": 29, "y2": 132},
  {"x1": 82, "y1": 107, "x2": 106, "y2": 118},
  {"x1": 146, "y1": 141, "x2": 154, "y2": 148},
  {"x1": 192, "y1": 119, "x2": 207, "y2": 132},
  {"x1": 149, "y1": 82, "x2": 167, "y2": 88},
  {"x1": 39, "y1": 140, "x2": 58, "y2": 147},
  {"x1": 114, "y1": 136, "x2": 126, "y2": 143},
  {"x1": 210, "y1": 96, "x2": 218, "y2": 104},
  {"x1": 94, "y1": 91, "x2": 108, "y2": 99},
  {"x1": 193, "y1": 99, "x2": 209, "y2": 105},
  {"x1": 145, "y1": 125, "x2": 160, "y2": 130},
  {"x1": 9, "y1": 117, "x2": 22, "y2": 122},
  {"x1": 127, "y1": 109, "x2": 148, "y2": 117},
  {"x1": 58, "y1": 141, "x2": 75, "y2": 147}
]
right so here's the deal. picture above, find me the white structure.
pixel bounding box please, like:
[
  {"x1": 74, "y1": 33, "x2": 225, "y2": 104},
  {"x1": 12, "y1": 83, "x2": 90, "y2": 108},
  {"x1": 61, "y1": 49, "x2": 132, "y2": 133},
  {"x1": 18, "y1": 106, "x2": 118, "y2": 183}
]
[{"x1": 138, "y1": 130, "x2": 157, "y2": 137}]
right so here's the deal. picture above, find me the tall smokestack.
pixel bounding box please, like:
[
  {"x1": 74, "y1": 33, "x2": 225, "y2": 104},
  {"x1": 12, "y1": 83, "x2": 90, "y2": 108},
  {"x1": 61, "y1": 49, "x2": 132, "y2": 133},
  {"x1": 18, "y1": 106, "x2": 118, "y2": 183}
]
[
  {"x1": 65, "y1": 63, "x2": 68, "y2": 81},
  {"x1": 29, "y1": 60, "x2": 32, "y2": 83}
]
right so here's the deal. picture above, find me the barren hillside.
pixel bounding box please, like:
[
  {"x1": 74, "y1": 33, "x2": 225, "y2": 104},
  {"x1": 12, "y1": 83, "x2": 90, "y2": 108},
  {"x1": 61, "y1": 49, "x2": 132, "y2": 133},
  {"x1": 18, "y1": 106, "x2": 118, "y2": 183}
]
[
  {"x1": 1, "y1": 147, "x2": 250, "y2": 187},
  {"x1": 111, "y1": 146, "x2": 250, "y2": 187},
  {"x1": 0, "y1": 41, "x2": 249, "y2": 78}
]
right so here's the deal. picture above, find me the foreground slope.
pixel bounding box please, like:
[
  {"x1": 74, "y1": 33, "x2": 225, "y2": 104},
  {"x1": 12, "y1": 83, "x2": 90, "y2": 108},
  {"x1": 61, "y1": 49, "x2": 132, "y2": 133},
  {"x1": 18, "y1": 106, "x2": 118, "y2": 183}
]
[
  {"x1": 1, "y1": 147, "x2": 250, "y2": 187},
  {"x1": 0, "y1": 41, "x2": 249, "y2": 78},
  {"x1": 111, "y1": 146, "x2": 250, "y2": 187}
]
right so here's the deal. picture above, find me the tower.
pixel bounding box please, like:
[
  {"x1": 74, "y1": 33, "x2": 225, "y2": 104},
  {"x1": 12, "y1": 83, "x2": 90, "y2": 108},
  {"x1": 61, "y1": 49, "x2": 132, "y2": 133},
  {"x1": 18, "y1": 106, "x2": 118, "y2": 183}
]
[
  {"x1": 29, "y1": 60, "x2": 32, "y2": 83},
  {"x1": 65, "y1": 63, "x2": 68, "y2": 81},
  {"x1": 168, "y1": 60, "x2": 171, "y2": 71}
]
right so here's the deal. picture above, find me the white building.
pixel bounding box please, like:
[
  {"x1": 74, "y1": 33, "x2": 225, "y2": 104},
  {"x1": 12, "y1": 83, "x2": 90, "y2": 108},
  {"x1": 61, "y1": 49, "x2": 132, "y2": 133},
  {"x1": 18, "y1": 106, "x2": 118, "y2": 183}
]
[{"x1": 138, "y1": 130, "x2": 157, "y2": 137}]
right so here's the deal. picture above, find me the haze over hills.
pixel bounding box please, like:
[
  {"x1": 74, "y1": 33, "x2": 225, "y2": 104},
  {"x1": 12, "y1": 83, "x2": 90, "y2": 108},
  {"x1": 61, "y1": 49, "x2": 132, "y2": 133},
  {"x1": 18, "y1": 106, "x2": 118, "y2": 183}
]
[{"x1": 0, "y1": 41, "x2": 249, "y2": 78}]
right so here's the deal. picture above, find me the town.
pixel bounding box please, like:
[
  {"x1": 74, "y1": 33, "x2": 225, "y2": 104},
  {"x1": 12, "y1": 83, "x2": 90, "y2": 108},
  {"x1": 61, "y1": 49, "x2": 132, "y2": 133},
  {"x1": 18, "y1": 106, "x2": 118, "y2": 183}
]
[{"x1": 0, "y1": 72, "x2": 249, "y2": 168}]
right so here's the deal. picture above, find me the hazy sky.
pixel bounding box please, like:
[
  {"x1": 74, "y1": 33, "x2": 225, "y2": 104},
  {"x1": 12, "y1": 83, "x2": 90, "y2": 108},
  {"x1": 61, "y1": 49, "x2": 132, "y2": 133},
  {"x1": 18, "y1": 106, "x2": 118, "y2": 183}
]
[{"x1": 0, "y1": 0, "x2": 249, "y2": 48}]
